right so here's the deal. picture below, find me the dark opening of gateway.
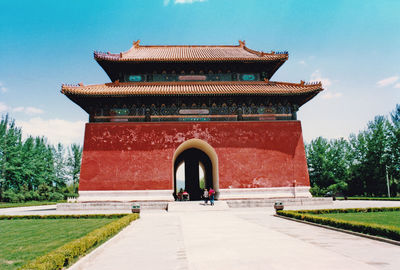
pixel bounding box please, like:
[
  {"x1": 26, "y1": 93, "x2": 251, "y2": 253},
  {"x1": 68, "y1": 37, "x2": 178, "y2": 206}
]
[{"x1": 174, "y1": 148, "x2": 213, "y2": 201}]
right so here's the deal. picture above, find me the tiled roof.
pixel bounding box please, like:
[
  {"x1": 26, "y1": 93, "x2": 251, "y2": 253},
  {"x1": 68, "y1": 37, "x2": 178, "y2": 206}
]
[
  {"x1": 61, "y1": 80, "x2": 322, "y2": 97},
  {"x1": 94, "y1": 40, "x2": 288, "y2": 62}
]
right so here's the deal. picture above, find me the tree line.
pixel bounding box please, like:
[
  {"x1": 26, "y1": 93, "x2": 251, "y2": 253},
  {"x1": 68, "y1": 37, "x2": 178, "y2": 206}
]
[
  {"x1": 306, "y1": 104, "x2": 400, "y2": 197},
  {"x1": 0, "y1": 114, "x2": 82, "y2": 202}
]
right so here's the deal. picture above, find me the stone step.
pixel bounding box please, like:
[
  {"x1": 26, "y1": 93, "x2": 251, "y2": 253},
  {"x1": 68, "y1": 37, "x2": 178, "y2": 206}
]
[
  {"x1": 57, "y1": 201, "x2": 168, "y2": 211},
  {"x1": 167, "y1": 201, "x2": 229, "y2": 212},
  {"x1": 225, "y1": 197, "x2": 332, "y2": 208},
  {"x1": 57, "y1": 198, "x2": 332, "y2": 211}
]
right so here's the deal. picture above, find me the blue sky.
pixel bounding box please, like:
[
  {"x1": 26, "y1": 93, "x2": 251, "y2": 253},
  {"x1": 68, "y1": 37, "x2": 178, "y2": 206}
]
[{"x1": 0, "y1": 0, "x2": 399, "y2": 145}]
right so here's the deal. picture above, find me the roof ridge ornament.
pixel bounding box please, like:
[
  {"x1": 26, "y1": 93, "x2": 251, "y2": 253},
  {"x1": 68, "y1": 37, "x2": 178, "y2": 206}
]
[
  {"x1": 133, "y1": 40, "x2": 140, "y2": 48},
  {"x1": 238, "y1": 40, "x2": 246, "y2": 48}
]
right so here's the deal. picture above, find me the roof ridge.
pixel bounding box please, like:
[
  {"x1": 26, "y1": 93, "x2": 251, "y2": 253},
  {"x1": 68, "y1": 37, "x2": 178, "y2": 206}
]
[
  {"x1": 61, "y1": 80, "x2": 323, "y2": 98},
  {"x1": 129, "y1": 39, "x2": 242, "y2": 48},
  {"x1": 94, "y1": 40, "x2": 289, "y2": 62},
  {"x1": 134, "y1": 45, "x2": 241, "y2": 48},
  {"x1": 62, "y1": 80, "x2": 323, "y2": 90}
]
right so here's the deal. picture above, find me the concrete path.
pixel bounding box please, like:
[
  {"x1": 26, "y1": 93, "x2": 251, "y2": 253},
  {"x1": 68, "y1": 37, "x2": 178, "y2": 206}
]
[
  {"x1": 69, "y1": 201, "x2": 400, "y2": 270},
  {"x1": 168, "y1": 201, "x2": 229, "y2": 212}
]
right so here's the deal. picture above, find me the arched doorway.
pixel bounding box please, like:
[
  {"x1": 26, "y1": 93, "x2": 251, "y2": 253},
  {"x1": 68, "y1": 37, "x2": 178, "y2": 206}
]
[
  {"x1": 172, "y1": 139, "x2": 219, "y2": 201},
  {"x1": 174, "y1": 148, "x2": 213, "y2": 200}
]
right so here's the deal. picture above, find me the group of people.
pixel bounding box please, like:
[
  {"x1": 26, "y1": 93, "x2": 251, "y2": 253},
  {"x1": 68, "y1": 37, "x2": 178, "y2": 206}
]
[
  {"x1": 203, "y1": 188, "x2": 215, "y2": 206},
  {"x1": 176, "y1": 188, "x2": 215, "y2": 205}
]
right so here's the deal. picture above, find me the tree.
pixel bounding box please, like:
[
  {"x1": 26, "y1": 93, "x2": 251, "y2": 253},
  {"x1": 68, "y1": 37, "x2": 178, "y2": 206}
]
[
  {"x1": 67, "y1": 144, "x2": 82, "y2": 193},
  {"x1": 0, "y1": 114, "x2": 84, "y2": 201},
  {"x1": 52, "y1": 143, "x2": 68, "y2": 188},
  {"x1": 363, "y1": 116, "x2": 390, "y2": 196},
  {"x1": 306, "y1": 137, "x2": 349, "y2": 196},
  {"x1": 388, "y1": 105, "x2": 400, "y2": 195},
  {"x1": 347, "y1": 132, "x2": 367, "y2": 195},
  {"x1": 0, "y1": 115, "x2": 23, "y2": 193},
  {"x1": 345, "y1": 116, "x2": 391, "y2": 196}
]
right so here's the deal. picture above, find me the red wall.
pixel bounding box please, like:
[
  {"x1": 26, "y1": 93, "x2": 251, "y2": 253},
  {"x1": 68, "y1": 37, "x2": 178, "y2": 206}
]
[{"x1": 79, "y1": 121, "x2": 310, "y2": 191}]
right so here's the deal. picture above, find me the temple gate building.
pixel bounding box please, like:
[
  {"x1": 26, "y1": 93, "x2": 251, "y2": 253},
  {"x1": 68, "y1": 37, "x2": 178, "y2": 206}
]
[{"x1": 62, "y1": 40, "x2": 323, "y2": 202}]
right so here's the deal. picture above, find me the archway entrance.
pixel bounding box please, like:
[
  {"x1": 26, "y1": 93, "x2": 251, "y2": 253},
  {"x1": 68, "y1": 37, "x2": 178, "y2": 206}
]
[
  {"x1": 174, "y1": 148, "x2": 213, "y2": 200},
  {"x1": 172, "y1": 139, "x2": 219, "y2": 201}
]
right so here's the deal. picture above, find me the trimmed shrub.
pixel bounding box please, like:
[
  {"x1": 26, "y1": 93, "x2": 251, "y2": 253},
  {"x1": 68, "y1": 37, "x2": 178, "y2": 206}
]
[
  {"x1": 63, "y1": 192, "x2": 78, "y2": 200},
  {"x1": 309, "y1": 185, "x2": 325, "y2": 196},
  {"x1": 47, "y1": 192, "x2": 64, "y2": 202},
  {"x1": 2, "y1": 190, "x2": 24, "y2": 203},
  {"x1": 337, "y1": 197, "x2": 400, "y2": 201},
  {"x1": 294, "y1": 207, "x2": 400, "y2": 215},
  {"x1": 23, "y1": 190, "x2": 41, "y2": 201},
  {"x1": 277, "y1": 207, "x2": 400, "y2": 241},
  {"x1": 20, "y1": 214, "x2": 139, "y2": 270}
]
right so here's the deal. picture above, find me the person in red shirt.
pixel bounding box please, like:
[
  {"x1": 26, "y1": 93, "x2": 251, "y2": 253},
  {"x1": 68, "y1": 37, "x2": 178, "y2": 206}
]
[{"x1": 208, "y1": 188, "x2": 215, "y2": 205}]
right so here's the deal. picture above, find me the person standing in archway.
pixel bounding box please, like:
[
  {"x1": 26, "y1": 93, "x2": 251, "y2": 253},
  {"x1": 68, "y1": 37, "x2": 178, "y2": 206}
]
[
  {"x1": 209, "y1": 188, "x2": 215, "y2": 206},
  {"x1": 203, "y1": 188, "x2": 209, "y2": 205}
]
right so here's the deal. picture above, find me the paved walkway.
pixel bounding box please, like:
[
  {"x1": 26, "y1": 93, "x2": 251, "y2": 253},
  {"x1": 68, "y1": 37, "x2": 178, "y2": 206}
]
[{"x1": 67, "y1": 201, "x2": 400, "y2": 270}]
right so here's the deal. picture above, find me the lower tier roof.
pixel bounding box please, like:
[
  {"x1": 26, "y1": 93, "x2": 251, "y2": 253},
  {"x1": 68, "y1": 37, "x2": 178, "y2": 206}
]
[{"x1": 61, "y1": 80, "x2": 323, "y2": 97}]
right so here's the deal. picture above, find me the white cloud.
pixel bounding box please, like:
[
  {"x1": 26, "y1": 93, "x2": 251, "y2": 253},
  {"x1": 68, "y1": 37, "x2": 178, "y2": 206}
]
[
  {"x1": 16, "y1": 117, "x2": 86, "y2": 146},
  {"x1": 166, "y1": 0, "x2": 206, "y2": 5},
  {"x1": 12, "y1": 106, "x2": 24, "y2": 112},
  {"x1": 10, "y1": 106, "x2": 44, "y2": 115},
  {"x1": 0, "y1": 81, "x2": 7, "y2": 93},
  {"x1": 298, "y1": 60, "x2": 306, "y2": 65},
  {"x1": 376, "y1": 76, "x2": 399, "y2": 87},
  {"x1": 175, "y1": 0, "x2": 204, "y2": 3},
  {"x1": 25, "y1": 107, "x2": 44, "y2": 115},
  {"x1": 310, "y1": 70, "x2": 332, "y2": 88},
  {"x1": 0, "y1": 102, "x2": 9, "y2": 113},
  {"x1": 321, "y1": 92, "x2": 343, "y2": 100},
  {"x1": 310, "y1": 70, "x2": 342, "y2": 99},
  {"x1": 394, "y1": 82, "x2": 400, "y2": 89}
]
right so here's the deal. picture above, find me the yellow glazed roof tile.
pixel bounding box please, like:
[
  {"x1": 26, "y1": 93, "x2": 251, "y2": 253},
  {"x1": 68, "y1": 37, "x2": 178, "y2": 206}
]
[
  {"x1": 61, "y1": 80, "x2": 323, "y2": 96},
  {"x1": 94, "y1": 40, "x2": 288, "y2": 62}
]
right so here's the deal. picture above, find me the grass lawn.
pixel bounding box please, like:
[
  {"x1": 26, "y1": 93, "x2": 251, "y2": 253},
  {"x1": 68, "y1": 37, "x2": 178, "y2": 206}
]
[
  {"x1": 0, "y1": 201, "x2": 62, "y2": 208},
  {"x1": 0, "y1": 218, "x2": 116, "y2": 270},
  {"x1": 318, "y1": 211, "x2": 400, "y2": 228}
]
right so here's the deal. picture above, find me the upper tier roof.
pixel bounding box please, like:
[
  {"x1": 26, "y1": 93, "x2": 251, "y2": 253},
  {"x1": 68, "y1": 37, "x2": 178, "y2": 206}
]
[
  {"x1": 94, "y1": 40, "x2": 288, "y2": 62},
  {"x1": 62, "y1": 80, "x2": 322, "y2": 97}
]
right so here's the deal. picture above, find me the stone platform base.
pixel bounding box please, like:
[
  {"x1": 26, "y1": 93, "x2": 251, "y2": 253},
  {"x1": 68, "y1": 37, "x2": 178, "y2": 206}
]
[
  {"x1": 57, "y1": 201, "x2": 168, "y2": 211},
  {"x1": 219, "y1": 186, "x2": 312, "y2": 200},
  {"x1": 57, "y1": 197, "x2": 332, "y2": 211},
  {"x1": 76, "y1": 187, "x2": 312, "y2": 202},
  {"x1": 225, "y1": 197, "x2": 332, "y2": 208}
]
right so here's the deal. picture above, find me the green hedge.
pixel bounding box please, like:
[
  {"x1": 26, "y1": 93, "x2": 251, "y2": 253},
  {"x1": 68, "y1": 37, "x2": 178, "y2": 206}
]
[
  {"x1": 0, "y1": 214, "x2": 128, "y2": 220},
  {"x1": 19, "y1": 214, "x2": 139, "y2": 270},
  {"x1": 294, "y1": 207, "x2": 400, "y2": 215},
  {"x1": 276, "y1": 208, "x2": 400, "y2": 241},
  {"x1": 337, "y1": 197, "x2": 400, "y2": 201}
]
